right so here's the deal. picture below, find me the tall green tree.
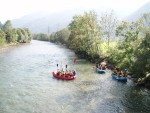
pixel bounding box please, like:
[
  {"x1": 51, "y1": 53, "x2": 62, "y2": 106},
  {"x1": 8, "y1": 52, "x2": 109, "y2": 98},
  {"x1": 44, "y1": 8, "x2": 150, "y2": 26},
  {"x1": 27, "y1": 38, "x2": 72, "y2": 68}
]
[
  {"x1": 131, "y1": 13, "x2": 150, "y2": 77},
  {"x1": 5, "y1": 28, "x2": 18, "y2": 43},
  {"x1": 68, "y1": 11, "x2": 102, "y2": 57},
  {"x1": 110, "y1": 21, "x2": 142, "y2": 69},
  {"x1": 131, "y1": 33, "x2": 150, "y2": 77},
  {"x1": 17, "y1": 28, "x2": 32, "y2": 43},
  {"x1": 23, "y1": 28, "x2": 32, "y2": 42}
]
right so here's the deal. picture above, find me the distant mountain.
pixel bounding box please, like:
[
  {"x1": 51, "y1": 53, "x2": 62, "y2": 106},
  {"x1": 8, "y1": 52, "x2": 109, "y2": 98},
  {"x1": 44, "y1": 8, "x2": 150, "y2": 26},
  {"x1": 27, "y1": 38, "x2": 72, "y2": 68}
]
[
  {"x1": 12, "y1": 10, "x2": 85, "y2": 33},
  {"x1": 12, "y1": 6, "x2": 133, "y2": 33},
  {"x1": 127, "y1": 2, "x2": 150, "y2": 21}
]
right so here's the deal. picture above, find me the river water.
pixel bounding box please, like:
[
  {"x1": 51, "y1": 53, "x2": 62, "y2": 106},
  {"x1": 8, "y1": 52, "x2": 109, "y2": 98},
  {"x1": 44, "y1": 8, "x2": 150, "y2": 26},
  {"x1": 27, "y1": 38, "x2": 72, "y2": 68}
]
[{"x1": 0, "y1": 40, "x2": 150, "y2": 113}]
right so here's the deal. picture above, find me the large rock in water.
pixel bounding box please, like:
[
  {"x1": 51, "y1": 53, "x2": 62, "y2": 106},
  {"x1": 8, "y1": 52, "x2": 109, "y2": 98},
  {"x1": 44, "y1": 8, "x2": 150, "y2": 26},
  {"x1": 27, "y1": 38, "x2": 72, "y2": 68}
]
[{"x1": 137, "y1": 73, "x2": 150, "y2": 89}]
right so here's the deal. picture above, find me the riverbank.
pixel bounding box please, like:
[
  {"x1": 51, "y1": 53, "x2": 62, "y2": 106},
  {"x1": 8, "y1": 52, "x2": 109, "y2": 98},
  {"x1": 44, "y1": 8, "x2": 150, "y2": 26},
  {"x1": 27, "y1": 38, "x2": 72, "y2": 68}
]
[
  {"x1": 0, "y1": 43, "x2": 16, "y2": 52},
  {"x1": 74, "y1": 47, "x2": 150, "y2": 90},
  {"x1": 0, "y1": 42, "x2": 30, "y2": 53},
  {"x1": 136, "y1": 73, "x2": 150, "y2": 90}
]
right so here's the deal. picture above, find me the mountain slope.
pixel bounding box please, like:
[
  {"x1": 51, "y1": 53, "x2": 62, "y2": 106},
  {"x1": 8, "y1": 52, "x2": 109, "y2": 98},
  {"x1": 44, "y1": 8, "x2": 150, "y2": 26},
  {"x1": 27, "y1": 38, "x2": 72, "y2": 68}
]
[
  {"x1": 12, "y1": 10, "x2": 84, "y2": 33},
  {"x1": 127, "y1": 2, "x2": 150, "y2": 21}
]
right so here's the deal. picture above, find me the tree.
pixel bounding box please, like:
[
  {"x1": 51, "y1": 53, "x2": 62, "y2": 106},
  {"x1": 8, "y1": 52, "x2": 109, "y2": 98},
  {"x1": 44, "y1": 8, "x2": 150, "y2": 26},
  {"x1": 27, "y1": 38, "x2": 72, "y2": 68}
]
[
  {"x1": 23, "y1": 28, "x2": 32, "y2": 42},
  {"x1": 5, "y1": 28, "x2": 18, "y2": 43},
  {"x1": 16, "y1": 28, "x2": 32, "y2": 43},
  {"x1": 110, "y1": 21, "x2": 142, "y2": 69},
  {"x1": 99, "y1": 10, "x2": 118, "y2": 49},
  {"x1": 131, "y1": 33, "x2": 150, "y2": 78},
  {"x1": 49, "y1": 32, "x2": 56, "y2": 42},
  {"x1": 33, "y1": 33, "x2": 49, "y2": 41},
  {"x1": 68, "y1": 11, "x2": 102, "y2": 57},
  {"x1": 0, "y1": 29, "x2": 6, "y2": 45},
  {"x1": 2, "y1": 20, "x2": 12, "y2": 32},
  {"x1": 16, "y1": 28, "x2": 24, "y2": 42},
  {"x1": 50, "y1": 28, "x2": 70, "y2": 44}
]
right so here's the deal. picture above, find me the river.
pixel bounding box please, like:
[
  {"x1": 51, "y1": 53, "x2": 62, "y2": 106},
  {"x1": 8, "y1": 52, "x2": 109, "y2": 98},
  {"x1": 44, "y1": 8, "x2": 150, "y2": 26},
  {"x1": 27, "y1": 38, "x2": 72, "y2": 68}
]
[{"x1": 0, "y1": 40, "x2": 150, "y2": 113}]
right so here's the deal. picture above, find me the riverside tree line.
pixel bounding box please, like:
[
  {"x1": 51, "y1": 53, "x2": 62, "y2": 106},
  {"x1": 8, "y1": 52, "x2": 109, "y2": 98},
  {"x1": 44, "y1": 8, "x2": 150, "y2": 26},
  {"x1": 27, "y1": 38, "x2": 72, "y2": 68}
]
[
  {"x1": 0, "y1": 20, "x2": 32, "y2": 45},
  {"x1": 33, "y1": 11, "x2": 150, "y2": 89}
]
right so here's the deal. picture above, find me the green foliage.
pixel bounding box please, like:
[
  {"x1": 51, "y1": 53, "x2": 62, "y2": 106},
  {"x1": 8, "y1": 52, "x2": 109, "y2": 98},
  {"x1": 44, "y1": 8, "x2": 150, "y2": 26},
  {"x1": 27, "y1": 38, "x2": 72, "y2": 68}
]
[
  {"x1": 131, "y1": 33, "x2": 150, "y2": 77},
  {"x1": 4, "y1": 28, "x2": 32, "y2": 43},
  {"x1": 23, "y1": 28, "x2": 32, "y2": 42},
  {"x1": 0, "y1": 29, "x2": 6, "y2": 45},
  {"x1": 19, "y1": 28, "x2": 32, "y2": 43},
  {"x1": 110, "y1": 21, "x2": 142, "y2": 69},
  {"x1": 50, "y1": 28, "x2": 70, "y2": 44},
  {"x1": 68, "y1": 11, "x2": 102, "y2": 57},
  {"x1": 0, "y1": 20, "x2": 32, "y2": 44},
  {"x1": 5, "y1": 29, "x2": 15, "y2": 43},
  {"x1": 33, "y1": 33, "x2": 49, "y2": 41},
  {"x1": 17, "y1": 28, "x2": 24, "y2": 42},
  {"x1": 49, "y1": 32, "x2": 55, "y2": 42},
  {"x1": 109, "y1": 15, "x2": 150, "y2": 80},
  {"x1": 48, "y1": 12, "x2": 149, "y2": 81}
]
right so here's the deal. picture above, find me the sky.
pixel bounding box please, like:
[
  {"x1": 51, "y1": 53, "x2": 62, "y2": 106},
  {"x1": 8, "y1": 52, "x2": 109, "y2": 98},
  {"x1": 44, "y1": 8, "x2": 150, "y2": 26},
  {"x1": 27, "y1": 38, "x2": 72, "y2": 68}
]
[{"x1": 0, "y1": 0, "x2": 150, "y2": 23}]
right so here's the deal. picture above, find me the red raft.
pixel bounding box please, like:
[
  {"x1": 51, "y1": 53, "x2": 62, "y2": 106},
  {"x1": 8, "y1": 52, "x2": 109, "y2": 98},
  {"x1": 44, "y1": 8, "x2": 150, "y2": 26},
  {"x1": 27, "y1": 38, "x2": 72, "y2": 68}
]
[{"x1": 52, "y1": 72, "x2": 76, "y2": 80}]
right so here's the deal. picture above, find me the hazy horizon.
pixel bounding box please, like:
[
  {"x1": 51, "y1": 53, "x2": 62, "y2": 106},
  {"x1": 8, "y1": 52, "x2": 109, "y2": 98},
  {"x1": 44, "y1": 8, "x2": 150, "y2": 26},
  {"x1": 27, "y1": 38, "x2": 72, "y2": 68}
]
[{"x1": 0, "y1": 0, "x2": 150, "y2": 23}]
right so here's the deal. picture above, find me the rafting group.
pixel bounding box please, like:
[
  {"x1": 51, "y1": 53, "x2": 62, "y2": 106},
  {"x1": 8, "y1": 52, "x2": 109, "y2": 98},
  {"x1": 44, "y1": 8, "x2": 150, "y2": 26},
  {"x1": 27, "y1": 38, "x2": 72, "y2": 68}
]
[
  {"x1": 52, "y1": 66, "x2": 76, "y2": 80},
  {"x1": 52, "y1": 58, "x2": 77, "y2": 80},
  {"x1": 96, "y1": 62, "x2": 127, "y2": 82},
  {"x1": 96, "y1": 63, "x2": 107, "y2": 70},
  {"x1": 111, "y1": 68, "x2": 127, "y2": 82},
  {"x1": 52, "y1": 58, "x2": 127, "y2": 82},
  {"x1": 56, "y1": 68, "x2": 76, "y2": 77},
  {"x1": 96, "y1": 63, "x2": 107, "y2": 74},
  {"x1": 111, "y1": 68, "x2": 127, "y2": 77}
]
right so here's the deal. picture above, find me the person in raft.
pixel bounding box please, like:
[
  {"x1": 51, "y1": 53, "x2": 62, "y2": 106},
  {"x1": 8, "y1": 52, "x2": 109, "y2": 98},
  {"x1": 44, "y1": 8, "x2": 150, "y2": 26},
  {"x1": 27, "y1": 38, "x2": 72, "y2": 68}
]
[
  {"x1": 65, "y1": 70, "x2": 73, "y2": 76},
  {"x1": 112, "y1": 68, "x2": 127, "y2": 77},
  {"x1": 56, "y1": 68, "x2": 64, "y2": 76},
  {"x1": 57, "y1": 69, "x2": 74, "y2": 76},
  {"x1": 97, "y1": 64, "x2": 107, "y2": 70},
  {"x1": 57, "y1": 69, "x2": 61, "y2": 75}
]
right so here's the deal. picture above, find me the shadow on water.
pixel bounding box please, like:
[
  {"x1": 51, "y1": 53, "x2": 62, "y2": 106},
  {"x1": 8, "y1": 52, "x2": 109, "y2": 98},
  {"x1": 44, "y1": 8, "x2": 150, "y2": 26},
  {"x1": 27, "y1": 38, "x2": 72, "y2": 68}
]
[{"x1": 122, "y1": 87, "x2": 150, "y2": 113}]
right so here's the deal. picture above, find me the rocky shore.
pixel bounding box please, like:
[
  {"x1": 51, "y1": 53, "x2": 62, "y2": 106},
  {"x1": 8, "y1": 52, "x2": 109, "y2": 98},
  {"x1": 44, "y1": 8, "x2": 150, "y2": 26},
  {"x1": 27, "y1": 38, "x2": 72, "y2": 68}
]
[{"x1": 136, "y1": 73, "x2": 150, "y2": 90}]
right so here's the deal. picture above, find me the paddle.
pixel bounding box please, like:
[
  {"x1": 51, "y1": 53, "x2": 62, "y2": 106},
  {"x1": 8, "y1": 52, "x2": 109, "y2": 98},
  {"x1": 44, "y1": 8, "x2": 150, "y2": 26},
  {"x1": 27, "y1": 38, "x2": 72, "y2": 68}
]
[
  {"x1": 73, "y1": 58, "x2": 77, "y2": 76},
  {"x1": 66, "y1": 65, "x2": 67, "y2": 71},
  {"x1": 57, "y1": 64, "x2": 58, "y2": 71}
]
